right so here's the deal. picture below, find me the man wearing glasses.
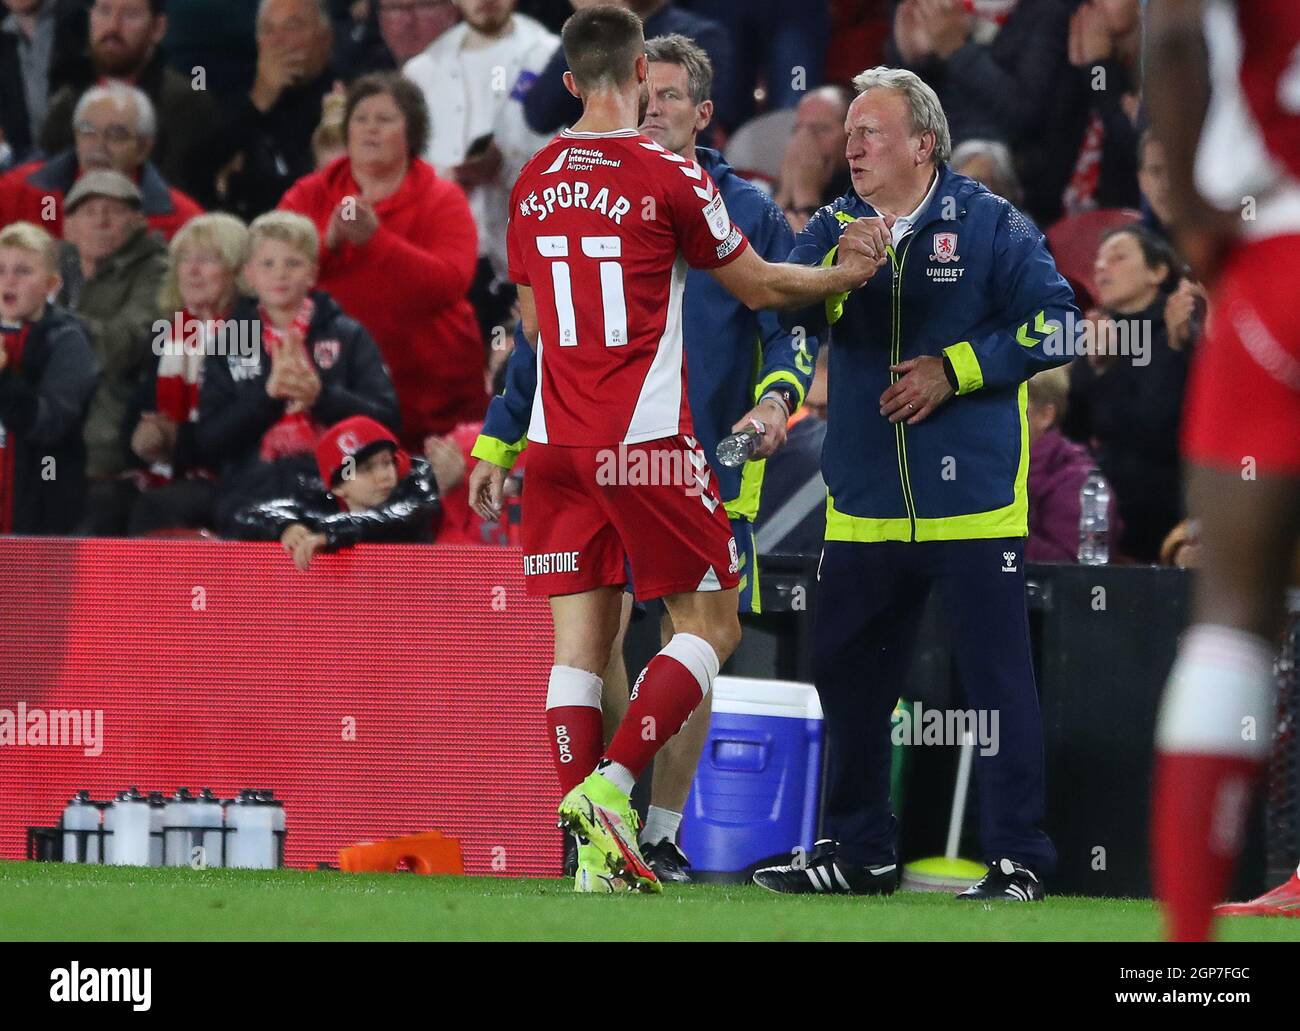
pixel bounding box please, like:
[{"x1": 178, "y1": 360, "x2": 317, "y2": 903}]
[
  {"x1": 39, "y1": 0, "x2": 217, "y2": 200},
  {"x1": 0, "y1": 81, "x2": 202, "y2": 240}
]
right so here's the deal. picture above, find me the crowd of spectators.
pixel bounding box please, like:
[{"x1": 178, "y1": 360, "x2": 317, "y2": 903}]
[{"x1": 0, "y1": 0, "x2": 1199, "y2": 566}]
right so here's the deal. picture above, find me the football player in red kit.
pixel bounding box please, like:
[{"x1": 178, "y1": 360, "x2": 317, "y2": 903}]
[
  {"x1": 1148, "y1": 0, "x2": 1300, "y2": 939},
  {"x1": 469, "y1": 5, "x2": 885, "y2": 892}
]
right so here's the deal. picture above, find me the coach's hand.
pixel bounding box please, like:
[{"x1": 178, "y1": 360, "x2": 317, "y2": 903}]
[
  {"x1": 880, "y1": 356, "x2": 954, "y2": 425},
  {"x1": 836, "y1": 215, "x2": 893, "y2": 286},
  {"x1": 838, "y1": 215, "x2": 892, "y2": 264},
  {"x1": 469, "y1": 459, "x2": 508, "y2": 521},
  {"x1": 731, "y1": 397, "x2": 790, "y2": 460}
]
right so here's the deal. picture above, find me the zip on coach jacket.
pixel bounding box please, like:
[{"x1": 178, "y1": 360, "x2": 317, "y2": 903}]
[
  {"x1": 472, "y1": 147, "x2": 817, "y2": 520},
  {"x1": 783, "y1": 163, "x2": 1078, "y2": 543}
]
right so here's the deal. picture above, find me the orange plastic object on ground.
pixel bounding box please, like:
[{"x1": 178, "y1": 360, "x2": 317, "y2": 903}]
[{"x1": 338, "y1": 831, "x2": 465, "y2": 875}]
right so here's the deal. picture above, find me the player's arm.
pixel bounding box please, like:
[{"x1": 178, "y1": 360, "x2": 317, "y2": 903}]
[
  {"x1": 751, "y1": 207, "x2": 819, "y2": 411},
  {"x1": 1146, "y1": 0, "x2": 1233, "y2": 278},
  {"x1": 732, "y1": 206, "x2": 820, "y2": 459},
  {"x1": 710, "y1": 220, "x2": 889, "y2": 312}
]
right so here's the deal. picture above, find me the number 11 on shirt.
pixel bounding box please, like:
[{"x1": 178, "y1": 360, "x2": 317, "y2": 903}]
[{"x1": 538, "y1": 234, "x2": 627, "y2": 347}]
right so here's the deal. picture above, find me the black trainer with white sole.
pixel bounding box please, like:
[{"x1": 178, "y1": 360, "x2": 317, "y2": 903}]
[
  {"x1": 956, "y1": 858, "x2": 1045, "y2": 901},
  {"x1": 752, "y1": 839, "x2": 898, "y2": 895},
  {"x1": 642, "y1": 839, "x2": 693, "y2": 884}
]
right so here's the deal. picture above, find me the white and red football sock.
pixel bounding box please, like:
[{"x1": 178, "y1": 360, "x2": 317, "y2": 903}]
[
  {"x1": 545, "y1": 665, "x2": 603, "y2": 795},
  {"x1": 602, "y1": 633, "x2": 718, "y2": 784},
  {"x1": 1153, "y1": 624, "x2": 1276, "y2": 942}
]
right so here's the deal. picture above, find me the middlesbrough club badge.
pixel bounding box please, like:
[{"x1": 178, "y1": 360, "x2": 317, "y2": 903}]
[{"x1": 930, "y1": 232, "x2": 959, "y2": 263}]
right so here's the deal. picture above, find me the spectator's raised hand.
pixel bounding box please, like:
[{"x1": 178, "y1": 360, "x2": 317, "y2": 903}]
[
  {"x1": 1068, "y1": 1, "x2": 1114, "y2": 67},
  {"x1": 251, "y1": 37, "x2": 308, "y2": 113},
  {"x1": 916, "y1": 0, "x2": 972, "y2": 60},
  {"x1": 453, "y1": 140, "x2": 504, "y2": 191},
  {"x1": 321, "y1": 81, "x2": 347, "y2": 126},
  {"x1": 1082, "y1": 308, "x2": 1117, "y2": 373},
  {"x1": 1165, "y1": 278, "x2": 1207, "y2": 351},
  {"x1": 327, "y1": 196, "x2": 380, "y2": 248},
  {"x1": 278, "y1": 329, "x2": 322, "y2": 413},
  {"x1": 894, "y1": 0, "x2": 934, "y2": 64},
  {"x1": 423, "y1": 434, "x2": 467, "y2": 495}
]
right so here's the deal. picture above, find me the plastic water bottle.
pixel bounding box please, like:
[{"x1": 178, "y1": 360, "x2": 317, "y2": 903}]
[
  {"x1": 148, "y1": 792, "x2": 166, "y2": 866},
  {"x1": 261, "y1": 790, "x2": 287, "y2": 867},
  {"x1": 193, "y1": 788, "x2": 226, "y2": 868},
  {"x1": 227, "y1": 790, "x2": 277, "y2": 869},
  {"x1": 716, "y1": 425, "x2": 763, "y2": 468},
  {"x1": 162, "y1": 787, "x2": 196, "y2": 866},
  {"x1": 105, "y1": 788, "x2": 153, "y2": 866},
  {"x1": 1078, "y1": 468, "x2": 1112, "y2": 565},
  {"x1": 61, "y1": 790, "x2": 102, "y2": 863}
]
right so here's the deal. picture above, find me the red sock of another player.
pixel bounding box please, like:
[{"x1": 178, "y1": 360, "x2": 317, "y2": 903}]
[
  {"x1": 1152, "y1": 752, "x2": 1262, "y2": 942},
  {"x1": 1152, "y1": 624, "x2": 1275, "y2": 942},
  {"x1": 605, "y1": 633, "x2": 719, "y2": 781},
  {"x1": 545, "y1": 666, "x2": 604, "y2": 795}
]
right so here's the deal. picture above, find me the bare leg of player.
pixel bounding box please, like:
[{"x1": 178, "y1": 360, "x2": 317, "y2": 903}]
[
  {"x1": 599, "y1": 594, "x2": 633, "y2": 740},
  {"x1": 545, "y1": 586, "x2": 626, "y2": 796},
  {"x1": 1153, "y1": 468, "x2": 1300, "y2": 941}
]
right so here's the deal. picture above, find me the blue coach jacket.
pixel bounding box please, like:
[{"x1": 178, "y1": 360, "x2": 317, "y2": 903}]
[
  {"x1": 785, "y1": 164, "x2": 1077, "y2": 543},
  {"x1": 472, "y1": 148, "x2": 816, "y2": 521}
]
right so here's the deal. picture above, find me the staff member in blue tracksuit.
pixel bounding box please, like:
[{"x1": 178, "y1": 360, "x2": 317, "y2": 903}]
[
  {"x1": 753, "y1": 67, "x2": 1075, "y2": 901},
  {"x1": 470, "y1": 34, "x2": 816, "y2": 883}
]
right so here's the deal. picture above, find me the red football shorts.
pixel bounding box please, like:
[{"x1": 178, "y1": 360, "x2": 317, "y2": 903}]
[
  {"x1": 520, "y1": 436, "x2": 740, "y2": 601},
  {"x1": 1182, "y1": 234, "x2": 1300, "y2": 474}
]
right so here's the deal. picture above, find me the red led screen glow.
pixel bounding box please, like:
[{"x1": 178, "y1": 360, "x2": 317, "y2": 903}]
[{"x1": 0, "y1": 539, "x2": 563, "y2": 876}]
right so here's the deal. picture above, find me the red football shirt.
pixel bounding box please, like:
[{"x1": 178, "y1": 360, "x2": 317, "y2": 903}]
[
  {"x1": 1237, "y1": 0, "x2": 1300, "y2": 183},
  {"x1": 506, "y1": 128, "x2": 749, "y2": 447}
]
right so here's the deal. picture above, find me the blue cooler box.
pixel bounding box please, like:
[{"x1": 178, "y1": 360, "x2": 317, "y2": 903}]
[{"x1": 678, "y1": 676, "x2": 824, "y2": 881}]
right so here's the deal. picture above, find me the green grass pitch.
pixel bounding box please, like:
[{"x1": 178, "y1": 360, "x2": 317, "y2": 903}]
[{"x1": 2, "y1": 861, "x2": 1297, "y2": 941}]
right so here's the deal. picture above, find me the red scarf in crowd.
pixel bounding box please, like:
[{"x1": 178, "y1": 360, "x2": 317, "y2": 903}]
[
  {"x1": 155, "y1": 308, "x2": 211, "y2": 424},
  {"x1": 257, "y1": 296, "x2": 325, "y2": 462},
  {"x1": 132, "y1": 309, "x2": 222, "y2": 489},
  {"x1": 0, "y1": 321, "x2": 32, "y2": 533},
  {"x1": 1063, "y1": 112, "x2": 1105, "y2": 215}
]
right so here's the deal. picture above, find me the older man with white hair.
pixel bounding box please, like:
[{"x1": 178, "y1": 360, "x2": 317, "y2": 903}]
[
  {"x1": 753, "y1": 66, "x2": 1076, "y2": 902},
  {"x1": 39, "y1": 0, "x2": 219, "y2": 199},
  {"x1": 0, "y1": 81, "x2": 202, "y2": 239}
]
